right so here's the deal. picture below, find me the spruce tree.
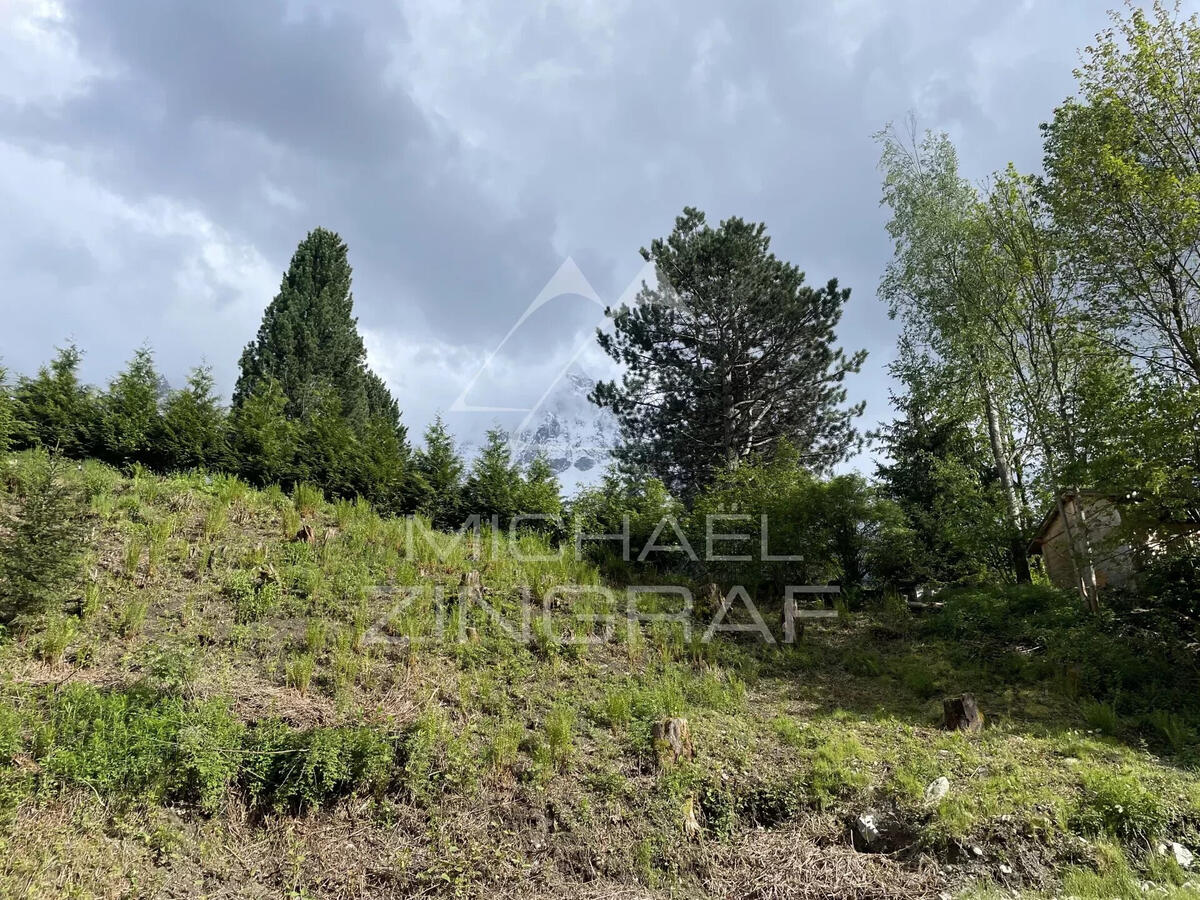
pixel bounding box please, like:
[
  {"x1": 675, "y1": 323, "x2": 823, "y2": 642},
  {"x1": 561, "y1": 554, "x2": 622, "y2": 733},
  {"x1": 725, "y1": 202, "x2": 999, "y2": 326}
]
[
  {"x1": 160, "y1": 366, "x2": 227, "y2": 471},
  {"x1": 414, "y1": 415, "x2": 464, "y2": 528},
  {"x1": 227, "y1": 381, "x2": 296, "y2": 487},
  {"x1": 462, "y1": 427, "x2": 523, "y2": 529},
  {"x1": 13, "y1": 345, "x2": 97, "y2": 456},
  {"x1": 234, "y1": 228, "x2": 374, "y2": 421},
  {"x1": 99, "y1": 346, "x2": 163, "y2": 466},
  {"x1": 518, "y1": 452, "x2": 563, "y2": 533},
  {"x1": 0, "y1": 452, "x2": 87, "y2": 623}
]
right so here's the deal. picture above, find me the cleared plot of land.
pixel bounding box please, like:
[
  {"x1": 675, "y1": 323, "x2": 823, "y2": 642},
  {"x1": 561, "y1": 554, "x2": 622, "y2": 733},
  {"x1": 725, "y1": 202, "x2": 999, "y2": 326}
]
[{"x1": 1, "y1": 459, "x2": 1198, "y2": 898}]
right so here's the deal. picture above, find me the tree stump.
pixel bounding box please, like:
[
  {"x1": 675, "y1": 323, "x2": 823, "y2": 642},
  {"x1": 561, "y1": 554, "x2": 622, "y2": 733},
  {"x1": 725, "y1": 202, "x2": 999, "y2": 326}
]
[
  {"x1": 460, "y1": 570, "x2": 482, "y2": 597},
  {"x1": 293, "y1": 524, "x2": 316, "y2": 545},
  {"x1": 942, "y1": 693, "x2": 984, "y2": 733},
  {"x1": 652, "y1": 717, "x2": 694, "y2": 766}
]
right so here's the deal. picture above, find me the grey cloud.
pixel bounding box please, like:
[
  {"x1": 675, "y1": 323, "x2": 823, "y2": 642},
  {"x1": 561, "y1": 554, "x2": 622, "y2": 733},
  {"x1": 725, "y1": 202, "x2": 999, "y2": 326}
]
[{"x1": 2, "y1": 0, "x2": 1194, "y2": 456}]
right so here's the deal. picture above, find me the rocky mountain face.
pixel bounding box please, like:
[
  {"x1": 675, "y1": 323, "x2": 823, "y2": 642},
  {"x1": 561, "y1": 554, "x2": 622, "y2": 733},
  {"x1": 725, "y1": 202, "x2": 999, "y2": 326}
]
[{"x1": 510, "y1": 369, "x2": 618, "y2": 487}]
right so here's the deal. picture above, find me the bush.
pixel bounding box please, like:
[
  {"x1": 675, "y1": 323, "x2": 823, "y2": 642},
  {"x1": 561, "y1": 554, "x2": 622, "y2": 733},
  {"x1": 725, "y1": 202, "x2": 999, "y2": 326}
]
[
  {"x1": 0, "y1": 452, "x2": 87, "y2": 622},
  {"x1": 242, "y1": 722, "x2": 395, "y2": 812},
  {"x1": 1082, "y1": 700, "x2": 1122, "y2": 736}
]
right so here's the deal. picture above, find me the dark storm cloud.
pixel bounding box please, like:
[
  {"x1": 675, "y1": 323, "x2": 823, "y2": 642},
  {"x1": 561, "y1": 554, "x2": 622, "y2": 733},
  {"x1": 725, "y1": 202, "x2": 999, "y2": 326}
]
[{"x1": 2, "y1": 0, "x2": 1195, "y2": 453}]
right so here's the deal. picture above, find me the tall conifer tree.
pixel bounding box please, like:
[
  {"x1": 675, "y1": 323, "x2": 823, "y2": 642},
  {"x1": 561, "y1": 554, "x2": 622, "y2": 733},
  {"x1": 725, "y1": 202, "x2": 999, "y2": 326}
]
[{"x1": 234, "y1": 228, "x2": 377, "y2": 423}]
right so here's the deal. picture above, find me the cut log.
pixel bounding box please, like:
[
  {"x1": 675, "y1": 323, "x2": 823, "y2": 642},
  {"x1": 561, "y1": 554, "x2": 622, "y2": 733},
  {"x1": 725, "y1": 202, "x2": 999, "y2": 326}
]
[{"x1": 942, "y1": 693, "x2": 984, "y2": 733}]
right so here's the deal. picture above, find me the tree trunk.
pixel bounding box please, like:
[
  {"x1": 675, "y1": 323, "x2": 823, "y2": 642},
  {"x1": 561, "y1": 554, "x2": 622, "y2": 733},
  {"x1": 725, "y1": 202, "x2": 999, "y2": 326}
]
[{"x1": 981, "y1": 378, "x2": 1031, "y2": 582}]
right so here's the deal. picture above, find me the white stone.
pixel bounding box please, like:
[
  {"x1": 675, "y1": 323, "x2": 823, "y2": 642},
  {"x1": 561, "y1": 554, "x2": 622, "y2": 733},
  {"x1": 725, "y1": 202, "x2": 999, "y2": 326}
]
[
  {"x1": 925, "y1": 776, "x2": 950, "y2": 803},
  {"x1": 1169, "y1": 842, "x2": 1194, "y2": 869},
  {"x1": 999, "y1": 864, "x2": 1013, "y2": 875},
  {"x1": 855, "y1": 813, "x2": 881, "y2": 846}
]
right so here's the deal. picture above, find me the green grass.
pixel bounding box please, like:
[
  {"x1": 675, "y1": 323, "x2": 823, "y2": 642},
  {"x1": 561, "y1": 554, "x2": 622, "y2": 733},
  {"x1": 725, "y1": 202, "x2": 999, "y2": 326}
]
[{"x1": 1, "y1": 456, "x2": 1199, "y2": 898}]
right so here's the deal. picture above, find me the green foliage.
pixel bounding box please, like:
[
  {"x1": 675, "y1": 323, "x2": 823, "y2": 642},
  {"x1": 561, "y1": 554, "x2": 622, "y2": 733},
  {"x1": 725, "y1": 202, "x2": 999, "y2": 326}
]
[
  {"x1": 1072, "y1": 770, "x2": 1170, "y2": 844},
  {"x1": 12, "y1": 345, "x2": 97, "y2": 455},
  {"x1": 35, "y1": 613, "x2": 77, "y2": 664},
  {"x1": 1042, "y1": 1, "x2": 1200, "y2": 390},
  {"x1": 0, "y1": 451, "x2": 88, "y2": 622},
  {"x1": 517, "y1": 452, "x2": 563, "y2": 534},
  {"x1": 159, "y1": 366, "x2": 227, "y2": 470},
  {"x1": 593, "y1": 206, "x2": 865, "y2": 496},
  {"x1": 413, "y1": 415, "x2": 463, "y2": 528},
  {"x1": 875, "y1": 380, "x2": 1013, "y2": 585},
  {"x1": 226, "y1": 380, "x2": 296, "y2": 487},
  {"x1": 0, "y1": 364, "x2": 13, "y2": 456},
  {"x1": 234, "y1": 227, "x2": 370, "y2": 421},
  {"x1": 543, "y1": 703, "x2": 575, "y2": 771},
  {"x1": 1082, "y1": 700, "x2": 1122, "y2": 737},
  {"x1": 462, "y1": 427, "x2": 523, "y2": 529},
  {"x1": 222, "y1": 570, "x2": 279, "y2": 624},
  {"x1": 240, "y1": 719, "x2": 394, "y2": 812},
  {"x1": 284, "y1": 652, "x2": 316, "y2": 695},
  {"x1": 808, "y1": 734, "x2": 870, "y2": 808},
  {"x1": 98, "y1": 346, "x2": 163, "y2": 467}
]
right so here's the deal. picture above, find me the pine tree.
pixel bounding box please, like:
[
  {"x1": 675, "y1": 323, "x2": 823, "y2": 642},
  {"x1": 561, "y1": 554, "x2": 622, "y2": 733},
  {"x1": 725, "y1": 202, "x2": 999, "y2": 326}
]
[
  {"x1": 99, "y1": 346, "x2": 164, "y2": 466},
  {"x1": 413, "y1": 415, "x2": 464, "y2": 527},
  {"x1": 159, "y1": 366, "x2": 227, "y2": 471},
  {"x1": 592, "y1": 208, "x2": 865, "y2": 498},
  {"x1": 13, "y1": 345, "x2": 97, "y2": 455},
  {"x1": 234, "y1": 228, "x2": 373, "y2": 421},
  {"x1": 462, "y1": 427, "x2": 523, "y2": 529},
  {"x1": 0, "y1": 452, "x2": 87, "y2": 623}
]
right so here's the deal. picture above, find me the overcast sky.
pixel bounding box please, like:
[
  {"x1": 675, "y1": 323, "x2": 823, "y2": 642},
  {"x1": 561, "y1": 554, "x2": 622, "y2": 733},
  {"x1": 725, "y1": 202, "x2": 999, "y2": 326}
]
[{"x1": 1, "y1": 0, "x2": 1191, "y2": 470}]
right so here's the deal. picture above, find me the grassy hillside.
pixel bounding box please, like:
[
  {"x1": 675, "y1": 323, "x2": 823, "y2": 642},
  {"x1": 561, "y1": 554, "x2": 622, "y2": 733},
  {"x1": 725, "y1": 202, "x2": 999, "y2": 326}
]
[{"x1": 1, "y1": 454, "x2": 1198, "y2": 898}]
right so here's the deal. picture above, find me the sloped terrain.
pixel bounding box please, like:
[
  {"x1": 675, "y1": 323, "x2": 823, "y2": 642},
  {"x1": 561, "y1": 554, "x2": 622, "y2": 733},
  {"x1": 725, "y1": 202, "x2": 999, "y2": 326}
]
[{"x1": 1, "y1": 457, "x2": 1199, "y2": 898}]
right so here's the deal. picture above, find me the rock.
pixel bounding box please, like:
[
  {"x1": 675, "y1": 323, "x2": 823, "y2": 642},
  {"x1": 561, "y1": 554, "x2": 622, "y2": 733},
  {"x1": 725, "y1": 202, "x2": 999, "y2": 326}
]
[
  {"x1": 971, "y1": 845, "x2": 984, "y2": 858},
  {"x1": 652, "y1": 717, "x2": 694, "y2": 765},
  {"x1": 925, "y1": 776, "x2": 950, "y2": 803},
  {"x1": 293, "y1": 524, "x2": 316, "y2": 545},
  {"x1": 999, "y1": 864, "x2": 1013, "y2": 875},
  {"x1": 1168, "y1": 842, "x2": 1194, "y2": 869},
  {"x1": 943, "y1": 693, "x2": 985, "y2": 733},
  {"x1": 854, "y1": 813, "x2": 882, "y2": 847}
]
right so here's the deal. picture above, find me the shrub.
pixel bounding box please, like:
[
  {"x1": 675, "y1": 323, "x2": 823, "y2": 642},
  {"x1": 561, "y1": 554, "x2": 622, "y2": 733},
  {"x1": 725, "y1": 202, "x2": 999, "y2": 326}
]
[
  {"x1": 304, "y1": 619, "x2": 327, "y2": 654},
  {"x1": 0, "y1": 452, "x2": 87, "y2": 622},
  {"x1": 241, "y1": 720, "x2": 395, "y2": 812},
  {"x1": 223, "y1": 570, "x2": 278, "y2": 624},
  {"x1": 1082, "y1": 700, "x2": 1122, "y2": 736},
  {"x1": 123, "y1": 532, "x2": 144, "y2": 580},
  {"x1": 169, "y1": 701, "x2": 244, "y2": 814},
  {"x1": 119, "y1": 595, "x2": 150, "y2": 637},
  {"x1": 597, "y1": 687, "x2": 633, "y2": 728},
  {"x1": 1146, "y1": 709, "x2": 1192, "y2": 754},
  {"x1": 485, "y1": 720, "x2": 524, "y2": 775}
]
